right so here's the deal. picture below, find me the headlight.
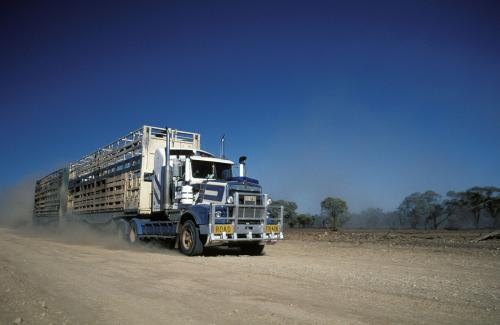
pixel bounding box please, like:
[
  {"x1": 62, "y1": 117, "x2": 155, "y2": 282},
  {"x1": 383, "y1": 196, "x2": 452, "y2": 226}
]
[
  {"x1": 267, "y1": 198, "x2": 272, "y2": 206},
  {"x1": 227, "y1": 195, "x2": 234, "y2": 204},
  {"x1": 215, "y1": 211, "x2": 222, "y2": 218}
]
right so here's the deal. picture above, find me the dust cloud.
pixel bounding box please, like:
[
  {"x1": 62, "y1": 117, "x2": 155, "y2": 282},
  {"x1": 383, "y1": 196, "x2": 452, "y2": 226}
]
[
  {"x1": 0, "y1": 179, "x2": 35, "y2": 228},
  {"x1": 0, "y1": 179, "x2": 168, "y2": 252}
]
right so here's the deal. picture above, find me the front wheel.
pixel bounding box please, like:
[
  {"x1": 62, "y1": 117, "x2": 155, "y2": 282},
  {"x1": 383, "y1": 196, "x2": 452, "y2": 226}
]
[{"x1": 179, "y1": 220, "x2": 204, "y2": 256}]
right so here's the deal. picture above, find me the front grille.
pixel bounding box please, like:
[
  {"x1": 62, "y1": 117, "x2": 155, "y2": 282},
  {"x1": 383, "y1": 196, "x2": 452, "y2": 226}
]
[{"x1": 236, "y1": 206, "x2": 266, "y2": 220}]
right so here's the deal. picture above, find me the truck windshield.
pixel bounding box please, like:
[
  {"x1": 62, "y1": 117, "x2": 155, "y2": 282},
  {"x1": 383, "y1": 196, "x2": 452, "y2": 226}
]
[{"x1": 191, "y1": 160, "x2": 232, "y2": 180}]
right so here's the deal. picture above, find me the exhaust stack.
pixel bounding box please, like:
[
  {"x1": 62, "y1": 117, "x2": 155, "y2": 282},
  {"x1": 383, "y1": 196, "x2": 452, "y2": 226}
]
[
  {"x1": 239, "y1": 156, "x2": 247, "y2": 177},
  {"x1": 163, "y1": 127, "x2": 171, "y2": 210}
]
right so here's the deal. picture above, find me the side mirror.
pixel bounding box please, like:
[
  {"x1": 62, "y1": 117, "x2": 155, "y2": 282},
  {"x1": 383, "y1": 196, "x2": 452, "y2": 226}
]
[{"x1": 239, "y1": 156, "x2": 247, "y2": 164}]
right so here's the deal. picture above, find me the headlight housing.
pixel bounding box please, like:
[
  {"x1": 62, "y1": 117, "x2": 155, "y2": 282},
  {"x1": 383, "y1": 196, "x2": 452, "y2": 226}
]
[
  {"x1": 227, "y1": 195, "x2": 234, "y2": 204},
  {"x1": 267, "y1": 198, "x2": 272, "y2": 206}
]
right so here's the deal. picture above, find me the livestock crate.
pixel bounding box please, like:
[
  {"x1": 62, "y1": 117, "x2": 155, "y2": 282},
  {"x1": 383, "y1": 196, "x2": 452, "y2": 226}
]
[
  {"x1": 66, "y1": 126, "x2": 200, "y2": 216},
  {"x1": 33, "y1": 168, "x2": 68, "y2": 222}
]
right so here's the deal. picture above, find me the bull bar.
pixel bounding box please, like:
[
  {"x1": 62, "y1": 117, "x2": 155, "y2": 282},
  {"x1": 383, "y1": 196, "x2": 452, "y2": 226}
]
[{"x1": 205, "y1": 192, "x2": 284, "y2": 247}]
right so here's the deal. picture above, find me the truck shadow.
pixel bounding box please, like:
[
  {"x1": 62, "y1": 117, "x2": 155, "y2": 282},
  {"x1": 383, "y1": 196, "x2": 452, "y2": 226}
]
[
  {"x1": 3, "y1": 225, "x2": 265, "y2": 257},
  {"x1": 203, "y1": 246, "x2": 242, "y2": 256}
]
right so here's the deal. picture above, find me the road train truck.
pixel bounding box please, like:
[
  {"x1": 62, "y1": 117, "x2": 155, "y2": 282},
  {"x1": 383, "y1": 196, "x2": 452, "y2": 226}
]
[{"x1": 33, "y1": 126, "x2": 284, "y2": 255}]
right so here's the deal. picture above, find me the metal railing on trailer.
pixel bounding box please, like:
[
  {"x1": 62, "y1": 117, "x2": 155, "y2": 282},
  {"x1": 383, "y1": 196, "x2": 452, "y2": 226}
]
[
  {"x1": 149, "y1": 127, "x2": 201, "y2": 150},
  {"x1": 69, "y1": 126, "x2": 201, "y2": 182},
  {"x1": 69, "y1": 127, "x2": 145, "y2": 182}
]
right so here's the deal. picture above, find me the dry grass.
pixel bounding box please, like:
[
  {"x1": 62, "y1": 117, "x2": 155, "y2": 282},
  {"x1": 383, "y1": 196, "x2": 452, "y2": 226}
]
[{"x1": 284, "y1": 228, "x2": 500, "y2": 250}]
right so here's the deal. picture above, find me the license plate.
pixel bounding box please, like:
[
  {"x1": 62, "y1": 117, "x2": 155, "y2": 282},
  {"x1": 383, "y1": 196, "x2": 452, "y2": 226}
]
[
  {"x1": 244, "y1": 196, "x2": 256, "y2": 204},
  {"x1": 214, "y1": 224, "x2": 233, "y2": 234},
  {"x1": 265, "y1": 225, "x2": 279, "y2": 233}
]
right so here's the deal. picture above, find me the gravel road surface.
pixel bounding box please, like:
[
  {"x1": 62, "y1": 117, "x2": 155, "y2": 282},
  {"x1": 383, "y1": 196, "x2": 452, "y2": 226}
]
[{"x1": 0, "y1": 227, "x2": 499, "y2": 324}]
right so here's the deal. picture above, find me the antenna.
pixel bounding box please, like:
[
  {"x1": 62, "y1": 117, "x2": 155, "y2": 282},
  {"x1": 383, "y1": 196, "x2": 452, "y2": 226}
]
[{"x1": 220, "y1": 134, "x2": 225, "y2": 158}]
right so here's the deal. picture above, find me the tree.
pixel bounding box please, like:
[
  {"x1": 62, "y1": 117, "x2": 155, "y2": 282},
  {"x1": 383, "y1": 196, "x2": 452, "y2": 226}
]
[
  {"x1": 273, "y1": 200, "x2": 298, "y2": 228},
  {"x1": 398, "y1": 192, "x2": 423, "y2": 229},
  {"x1": 296, "y1": 213, "x2": 314, "y2": 228},
  {"x1": 398, "y1": 191, "x2": 442, "y2": 229},
  {"x1": 446, "y1": 188, "x2": 490, "y2": 228},
  {"x1": 444, "y1": 191, "x2": 471, "y2": 228},
  {"x1": 476, "y1": 187, "x2": 500, "y2": 228},
  {"x1": 486, "y1": 196, "x2": 500, "y2": 228},
  {"x1": 320, "y1": 197, "x2": 349, "y2": 231},
  {"x1": 444, "y1": 187, "x2": 500, "y2": 229},
  {"x1": 426, "y1": 203, "x2": 445, "y2": 230},
  {"x1": 462, "y1": 188, "x2": 485, "y2": 228}
]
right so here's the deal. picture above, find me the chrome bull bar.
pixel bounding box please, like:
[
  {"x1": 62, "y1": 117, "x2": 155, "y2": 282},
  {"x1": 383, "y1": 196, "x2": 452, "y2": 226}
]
[{"x1": 205, "y1": 192, "x2": 284, "y2": 246}]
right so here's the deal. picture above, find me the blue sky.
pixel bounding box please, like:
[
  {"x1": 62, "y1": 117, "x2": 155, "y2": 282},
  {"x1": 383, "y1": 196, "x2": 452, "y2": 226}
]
[{"x1": 1, "y1": 0, "x2": 499, "y2": 213}]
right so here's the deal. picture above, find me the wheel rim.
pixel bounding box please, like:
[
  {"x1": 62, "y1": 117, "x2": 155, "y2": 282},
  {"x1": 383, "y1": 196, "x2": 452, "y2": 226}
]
[
  {"x1": 182, "y1": 227, "x2": 193, "y2": 250},
  {"x1": 129, "y1": 227, "x2": 136, "y2": 243}
]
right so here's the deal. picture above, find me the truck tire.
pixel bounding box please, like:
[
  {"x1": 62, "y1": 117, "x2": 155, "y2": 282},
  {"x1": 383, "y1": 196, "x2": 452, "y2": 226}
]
[
  {"x1": 117, "y1": 220, "x2": 129, "y2": 242},
  {"x1": 179, "y1": 220, "x2": 204, "y2": 256},
  {"x1": 239, "y1": 243, "x2": 265, "y2": 256},
  {"x1": 128, "y1": 222, "x2": 138, "y2": 244}
]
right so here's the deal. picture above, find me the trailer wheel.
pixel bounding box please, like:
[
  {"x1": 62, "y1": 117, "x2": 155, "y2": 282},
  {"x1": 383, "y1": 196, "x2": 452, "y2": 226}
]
[
  {"x1": 179, "y1": 220, "x2": 203, "y2": 256},
  {"x1": 239, "y1": 244, "x2": 265, "y2": 256},
  {"x1": 117, "y1": 221, "x2": 129, "y2": 242}
]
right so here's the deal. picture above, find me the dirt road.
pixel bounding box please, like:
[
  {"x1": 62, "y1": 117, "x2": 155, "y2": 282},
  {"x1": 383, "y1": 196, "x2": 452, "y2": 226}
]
[{"x1": 1, "y1": 227, "x2": 499, "y2": 324}]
